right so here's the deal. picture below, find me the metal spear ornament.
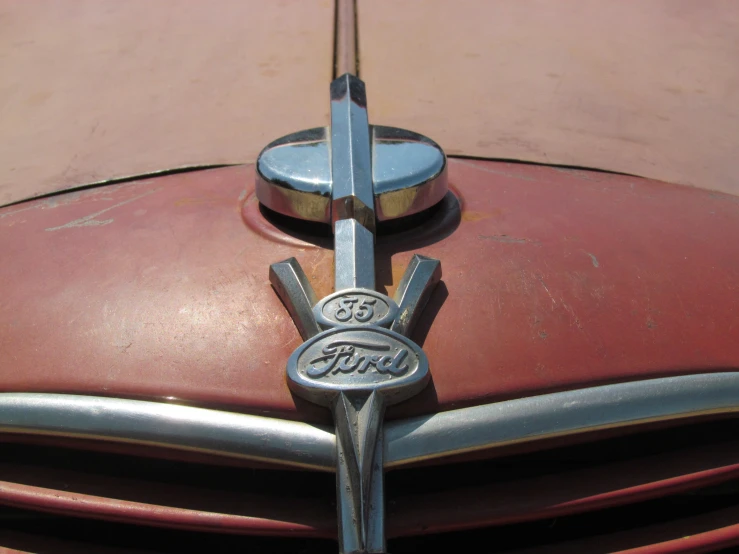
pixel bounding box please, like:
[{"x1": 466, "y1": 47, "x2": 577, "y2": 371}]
[{"x1": 259, "y1": 74, "x2": 445, "y2": 554}]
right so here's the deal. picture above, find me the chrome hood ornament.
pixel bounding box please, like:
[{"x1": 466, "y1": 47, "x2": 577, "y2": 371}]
[{"x1": 258, "y1": 73, "x2": 445, "y2": 554}]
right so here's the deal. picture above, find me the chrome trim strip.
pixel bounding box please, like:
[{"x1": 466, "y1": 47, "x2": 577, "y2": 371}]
[
  {"x1": 385, "y1": 372, "x2": 739, "y2": 467},
  {"x1": 0, "y1": 394, "x2": 335, "y2": 471},
  {"x1": 1, "y1": 373, "x2": 738, "y2": 472}
]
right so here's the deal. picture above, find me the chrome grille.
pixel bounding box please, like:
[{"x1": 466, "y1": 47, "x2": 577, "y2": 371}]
[
  {"x1": 1, "y1": 418, "x2": 739, "y2": 552},
  {"x1": 2, "y1": 373, "x2": 739, "y2": 551}
]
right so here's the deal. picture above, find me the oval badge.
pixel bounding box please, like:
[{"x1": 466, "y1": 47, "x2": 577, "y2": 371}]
[
  {"x1": 313, "y1": 288, "x2": 398, "y2": 329},
  {"x1": 287, "y1": 326, "x2": 429, "y2": 407}
]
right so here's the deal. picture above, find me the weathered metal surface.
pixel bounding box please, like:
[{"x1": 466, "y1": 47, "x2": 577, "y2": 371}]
[
  {"x1": 358, "y1": 0, "x2": 739, "y2": 196},
  {"x1": 0, "y1": 0, "x2": 333, "y2": 206},
  {"x1": 1, "y1": 161, "x2": 739, "y2": 419}
]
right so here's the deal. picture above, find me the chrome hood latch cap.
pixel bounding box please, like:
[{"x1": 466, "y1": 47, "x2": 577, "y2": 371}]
[{"x1": 256, "y1": 76, "x2": 448, "y2": 225}]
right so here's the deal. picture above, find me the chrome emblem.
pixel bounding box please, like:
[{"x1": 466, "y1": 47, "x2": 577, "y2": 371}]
[
  {"x1": 288, "y1": 326, "x2": 429, "y2": 405},
  {"x1": 314, "y1": 289, "x2": 398, "y2": 329},
  {"x1": 260, "y1": 73, "x2": 445, "y2": 554}
]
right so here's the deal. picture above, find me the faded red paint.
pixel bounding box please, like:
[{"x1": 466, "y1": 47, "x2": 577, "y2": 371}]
[
  {"x1": 513, "y1": 506, "x2": 739, "y2": 553},
  {"x1": 360, "y1": 0, "x2": 739, "y2": 197},
  {"x1": 1, "y1": 161, "x2": 739, "y2": 422},
  {"x1": 0, "y1": 480, "x2": 333, "y2": 538},
  {"x1": 0, "y1": 0, "x2": 334, "y2": 206}
]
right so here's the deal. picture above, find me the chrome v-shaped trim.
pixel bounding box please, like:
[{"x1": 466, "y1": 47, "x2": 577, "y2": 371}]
[{"x1": 1, "y1": 372, "x2": 739, "y2": 472}]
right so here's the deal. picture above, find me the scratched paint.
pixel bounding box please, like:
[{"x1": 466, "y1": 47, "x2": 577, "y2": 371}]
[
  {"x1": 45, "y1": 189, "x2": 160, "y2": 231},
  {"x1": 479, "y1": 234, "x2": 538, "y2": 245},
  {"x1": 585, "y1": 252, "x2": 600, "y2": 268}
]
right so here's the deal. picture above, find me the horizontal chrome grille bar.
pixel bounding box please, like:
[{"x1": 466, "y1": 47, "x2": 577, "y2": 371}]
[
  {"x1": 0, "y1": 394, "x2": 336, "y2": 471},
  {"x1": 385, "y1": 372, "x2": 739, "y2": 467},
  {"x1": 0, "y1": 373, "x2": 738, "y2": 471}
]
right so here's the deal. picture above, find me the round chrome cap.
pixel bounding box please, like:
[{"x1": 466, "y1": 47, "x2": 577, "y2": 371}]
[{"x1": 256, "y1": 125, "x2": 447, "y2": 223}]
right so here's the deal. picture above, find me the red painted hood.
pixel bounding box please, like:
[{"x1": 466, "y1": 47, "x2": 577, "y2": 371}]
[{"x1": 1, "y1": 159, "x2": 738, "y2": 422}]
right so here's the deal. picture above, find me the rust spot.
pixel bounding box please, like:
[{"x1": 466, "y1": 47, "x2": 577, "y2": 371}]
[
  {"x1": 383, "y1": 261, "x2": 407, "y2": 297},
  {"x1": 462, "y1": 211, "x2": 491, "y2": 223}
]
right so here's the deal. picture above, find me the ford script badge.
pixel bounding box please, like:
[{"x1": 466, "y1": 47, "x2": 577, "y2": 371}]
[{"x1": 287, "y1": 326, "x2": 429, "y2": 406}]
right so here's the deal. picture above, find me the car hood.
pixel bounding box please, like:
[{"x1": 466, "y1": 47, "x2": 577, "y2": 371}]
[{"x1": 1, "y1": 159, "x2": 738, "y2": 421}]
